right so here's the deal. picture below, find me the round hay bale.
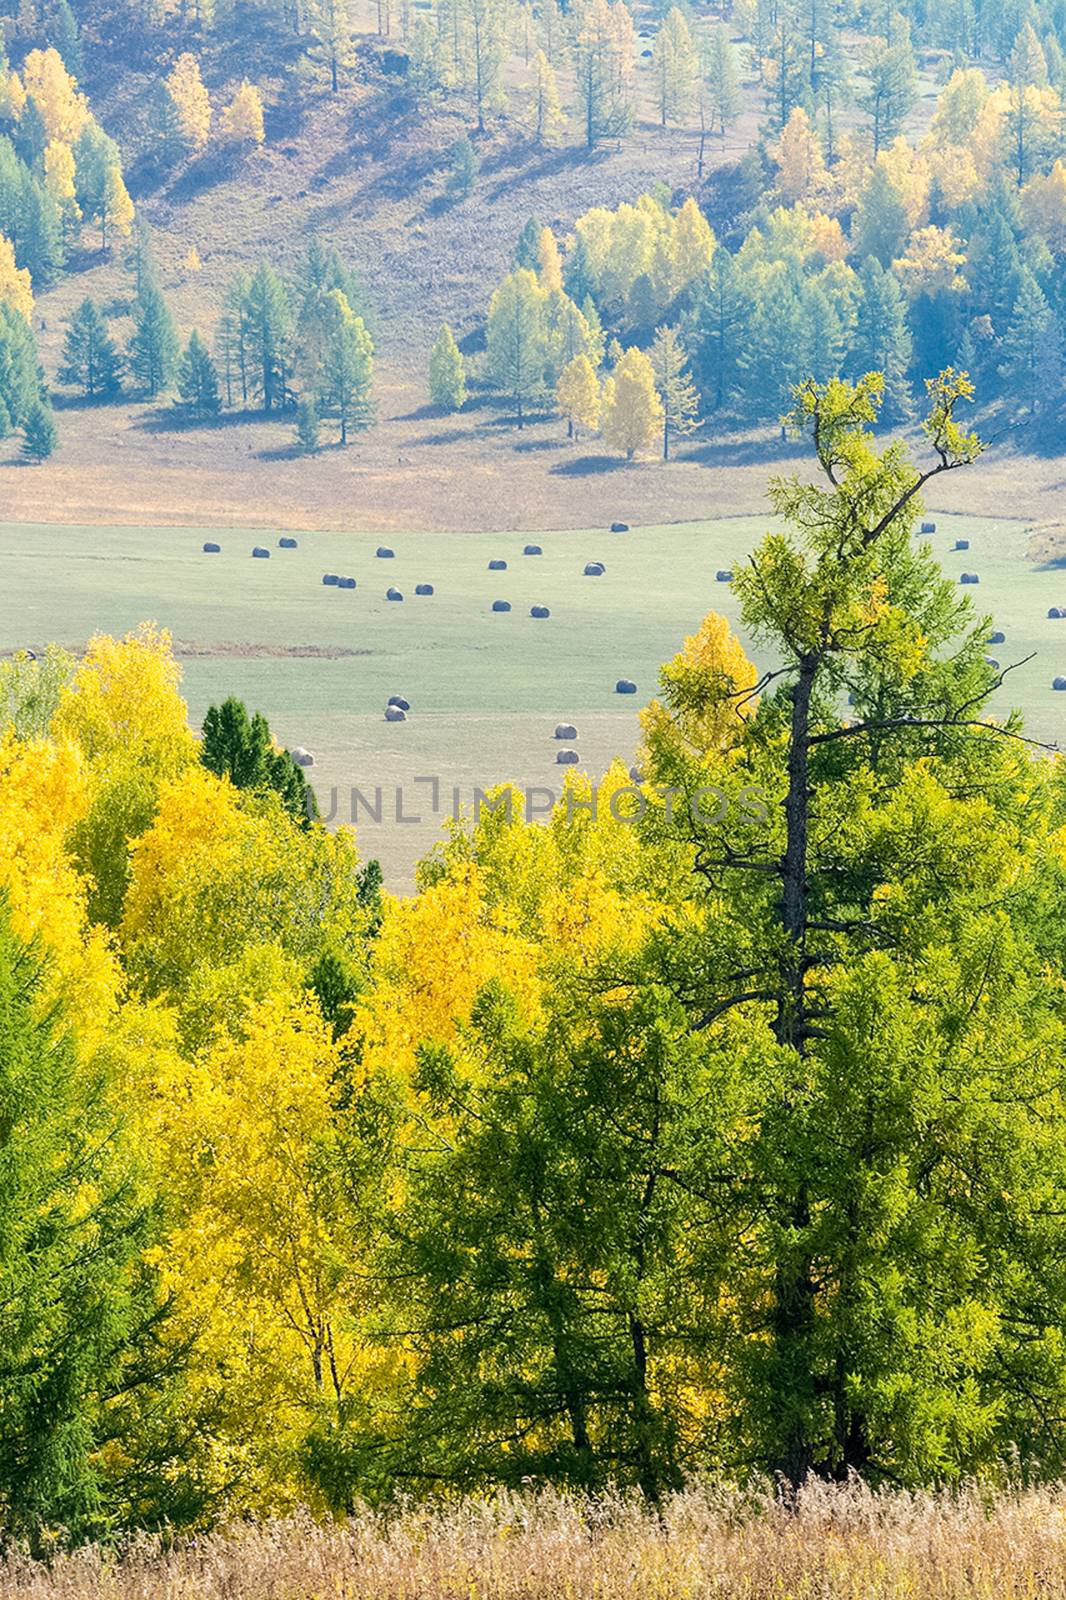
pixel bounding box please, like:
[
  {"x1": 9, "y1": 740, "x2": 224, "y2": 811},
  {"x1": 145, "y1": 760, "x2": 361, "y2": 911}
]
[
  {"x1": 377, "y1": 546, "x2": 395, "y2": 558},
  {"x1": 584, "y1": 562, "x2": 605, "y2": 576},
  {"x1": 524, "y1": 544, "x2": 542, "y2": 555},
  {"x1": 953, "y1": 539, "x2": 969, "y2": 551},
  {"x1": 960, "y1": 573, "x2": 979, "y2": 584},
  {"x1": 610, "y1": 521, "x2": 629, "y2": 532},
  {"x1": 290, "y1": 747, "x2": 314, "y2": 767},
  {"x1": 252, "y1": 546, "x2": 270, "y2": 558},
  {"x1": 847, "y1": 693, "x2": 856, "y2": 705},
  {"x1": 557, "y1": 749, "x2": 579, "y2": 764},
  {"x1": 921, "y1": 520, "x2": 936, "y2": 533},
  {"x1": 988, "y1": 630, "x2": 1005, "y2": 644},
  {"x1": 492, "y1": 599, "x2": 511, "y2": 612},
  {"x1": 554, "y1": 723, "x2": 578, "y2": 740},
  {"x1": 530, "y1": 605, "x2": 551, "y2": 618},
  {"x1": 615, "y1": 679, "x2": 637, "y2": 695},
  {"x1": 384, "y1": 704, "x2": 407, "y2": 721},
  {"x1": 986, "y1": 657, "x2": 1000, "y2": 669},
  {"x1": 415, "y1": 583, "x2": 434, "y2": 595},
  {"x1": 715, "y1": 569, "x2": 733, "y2": 582},
  {"x1": 629, "y1": 765, "x2": 642, "y2": 783},
  {"x1": 1049, "y1": 607, "x2": 1062, "y2": 619},
  {"x1": 386, "y1": 587, "x2": 404, "y2": 601},
  {"x1": 202, "y1": 541, "x2": 221, "y2": 553},
  {"x1": 338, "y1": 576, "x2": 357, "y2": 588},
  {"x1": 322, "y1": 573, "x2": 340, "y2": 585},
  {"x1": 488, "y1": 558, "x2": 508, "y2": 570},
  {"x1": 1054, "y1": 677, "x2": 1066, "y2": 691},
  {"x1": 279, "y1": 536, "x2": 298, "y2": 549},
  {"x1": 387, "y1": 695, "x2": 410, "y2": 711}
]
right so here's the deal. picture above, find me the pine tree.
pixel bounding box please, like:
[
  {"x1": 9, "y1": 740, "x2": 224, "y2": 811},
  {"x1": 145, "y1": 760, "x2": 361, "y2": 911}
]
[
  {"x1": 128, "y1": 282, "x2": 178, "y2": 397},
  {"x1": 296, "y1": 395, "x2": 320, "y2": 451},
  {"x1": 998, "y1": 270, "x2": 1058, "y2": 414},
  {"x1": 850, "y1": 256, "x2": 912, "y2": 417},
  {"x1": 685, "y1": 246, "x2": 747, "y2": 411},
  {"x1": 601, "y1": 345, "x2": 663, "y2": 459},
  {"x1": 316, "y1": 289, "x2": 374, "y2": 444},
  {"x1": 573, "y1": 0, "x2": 634, "y2": 148},
  {"x1": 486, "y1": 267, "x2": 547, "y2": 426},
  {"x1": 408, "y1": 16, "x2": 445, "y2": 97},
  {"x1": 852, "y1": 161, "x2": 910, "y2": 266},
  {"x1": 59, "y1": 297, "x2": 123, "y2": 399},
  {"x1": 246, "y1": 262, "x2": 292, "y2": 411},
  {"x1": 555, "y1": 351, "x2": 601, "y2": 438},
  {"x1": 457, "y1": 0, "x2": 506, "y2": 131},
  {"x1": 514, "y1": 214, "x2": 542, "y2": 269},
  {"x1": 653, "y1": 6, "x2": 697, "y2": 127},
  {"x1": 201, "y1": 696, "x2": 317, "y2": 823},
  {"x1": 428, "y1": 322, "x2": 466, "y2": 410},
  {"x1": 446, "y1": 134, "x2": 477, "y2": 198},
  {"x1": 48, "y1": 0, "x2": 82, "y2": 75},
  {"x1": 309, "y1": 0, "x2": 356, "y2": 91},
  {"x1": 860, "y1": 14, "x2": 917, "y2": 154},
  {"x1": 702, "y1": 24, "x2": 741, "y2": 137},
  {"x1": 0, "y1": 301, "x2": 40, "y2": 428},
  {"x1": 20, "y1": 397, "x2": 56, "y2": 460},
  {"x1": 176, "y1": 329, "x2": 221, "y2": 418},
  {"x1": 650, "y1": 324, "x2": 699, "y2": 459}
]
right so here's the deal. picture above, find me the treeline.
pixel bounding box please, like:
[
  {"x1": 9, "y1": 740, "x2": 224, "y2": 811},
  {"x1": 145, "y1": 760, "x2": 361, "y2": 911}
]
[
  {"x1": 455, "y1": 47, "x2": 1066, "y2": 449},
  {"x1": 5, "y1": 375, "x2": 1066, "y2": 1547}
]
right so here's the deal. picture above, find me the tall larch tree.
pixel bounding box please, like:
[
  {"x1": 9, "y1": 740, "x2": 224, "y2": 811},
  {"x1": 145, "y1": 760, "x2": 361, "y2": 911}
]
[
  {"x1": 555, "y1": 351, "x2": 601, "y2": 438},
  {"x1": 166, "y1": 54, "x2": 211, "y2": 152},
  {"x1": 428, "y1": 322, "x2": 466, "y2": 410},
  {"x1": 527, "y1": 47, "x2": 566, "y2": 144},
  {"x1": 219, "y1": 81, "x2": 265, "y2": 144},
  {"x1": 309, "y1": 0, "x2": 356, "y2": 91},
  {"x1": 486, "y1": 267, "x2": 548, "y2": 426},
  {"x1": 601, "y1": 345, "x2": 663, "y2": 459},
  {"x1": 316, "y1": 288, "x2": 374, "y2": 444},
  {"x1": 60, "y1": 298, "x2": 122, "y2": 399},
  {"x1": 650, "y1": 324, "x2": 699, "y2": 459},
  {"x1": 653, "y1": 7, "x2": 697, "y2": 128}
]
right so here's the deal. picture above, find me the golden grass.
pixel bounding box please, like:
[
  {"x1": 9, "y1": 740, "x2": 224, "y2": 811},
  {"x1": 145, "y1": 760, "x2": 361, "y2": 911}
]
[{"x1": 5, "y1": 1482, "x2": 1066, "y2": 1600}]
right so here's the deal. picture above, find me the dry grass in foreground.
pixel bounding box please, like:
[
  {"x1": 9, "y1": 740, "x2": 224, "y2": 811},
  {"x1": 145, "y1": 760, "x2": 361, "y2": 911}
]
[{"x1": 4, "y1": 1481, "x2": 1066, "y2": 1600}]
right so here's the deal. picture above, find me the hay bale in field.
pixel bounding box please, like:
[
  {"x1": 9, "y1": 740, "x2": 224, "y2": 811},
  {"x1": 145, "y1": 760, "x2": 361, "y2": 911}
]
[
  {"x1": 960, "y1": 573, "x2": 979, "y2": 584},
  {"x1": 530, "y1": 605, "x2": 550, "y2": 618},
  {"x1": 415, "y1": 583, "x2": 434, "y2": 595},
  {"x1": 988, "y1": 630, "x2": 1005, "y2": 644},
  {"x1": 985, "y1": 657, "x2": 1000, "y2": 669},
  {"x1": 524, "y1": 544, "x2": 542, "y2": 555},
  {"x1": 716, "y1": 569, "x2": 733, "y2": 582},
  {"x1": 338, "y1": 576, "x2": 357, "y2": 588},
  {"x1": 492, "y1": 599, "x2": 511, "y2": 612},
  {"x1": 385, "y1": 704, "x2": 407, "y2": 721},
  {"x1": 386, "y1": 587, "x2": 404, "y2": 601},
  {"x1": 554, "y1": 723, "x2": 578, "y2": 740},
  {"x1": 322, "y1": 573, "x2": 340, "y2": 585},
  {"x1": 629, "y1": 766, "x2": 642, "y2": 783},
  {"x1": 1049, "y1": 607, "x2": 1062, "y2": 619},
  {"x1": 584, "y1": 562, "x2": 605, "y2": 576},
  {"x1": 1054, "y1": 677, "x2": 1066, "y2": 691},
  {"x1": 611, "y1": 521, "x2": 629, "y2": 532},
  {"x1": 252, "y1": 546, "x2": 270, "y2": 558},
  {"x1": 953, "y1": 539, "x2": 969, "y2": 551},
  {"x1": 557, "y1": 749, "x2": 579, "y2": 764},
  {"x1": 616, "y1": 678, "x2": 637, "y2": 694},
  {"x1": 290, "y1": 747, "x2": 314, "y2": 767},
  {"x1": 203, "y1": 541, "x2": 221, "y2": 553},
  {"x1": 377, "y1": 546, "x2": 395, "y2": 558},
  {"x1": 921, "y1": 520, "x2": 936, "y2": 533},
  {"x1": 488, "y1": 559, "x2": 507, "y2": 570},
  {"x1": 388, "y1": 695, "x2": 410, "y2": 711},
  {"x1": 279, "y1": 537, "x2": 298, "y2": 549}
]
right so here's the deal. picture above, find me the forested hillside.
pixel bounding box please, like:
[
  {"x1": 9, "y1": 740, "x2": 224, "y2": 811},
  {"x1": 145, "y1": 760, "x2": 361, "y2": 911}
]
[{"x1": 0, "y1": 0, "x2": 1065, "y2": 527}]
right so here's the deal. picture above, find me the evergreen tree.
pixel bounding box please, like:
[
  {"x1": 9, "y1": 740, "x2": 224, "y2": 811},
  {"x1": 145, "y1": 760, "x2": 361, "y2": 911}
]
[
  {"x1": 998, "y1": 269, "x2": 1058, "y2": 413},
  {"x1": 48, "y1": 0, "x2": 82, "y2": 76},
  {"x1": 653, "y1": 6, "x2": 697, "y2": 126},
  {"x1": 128, "y1": 282, "x2": 178, "y2": 397},
  {"x1": 852, "y1": 161, "x2": 911, "y2": 266},
  {"x1": 59, "y1": 297, "x2": 122, "y2": 399},
  {"x1": 316, "y1": 288, "x2": 374, "y2": 444},
  {"x1": 0, "y1": 300, "x2": 41, "y2": 427},
  {"x1": 176, "y1": 329, "x2": 221, "y2": 418},
  {"x1": 308, "y1": 0, "x2": 356, "y2": 90},
  {"x1": 201, "y1": 696, "x2": 317, "y2": 823},
  {"x1": 428, "y1": 322, "x2": 466, "y2": 410},
  {"x1": 514, "y1": 214, "x2": 543, "y2": 269},
  {"x1": 0, "y1": 911, "x2": 158, "y2": 1550},
  {"x1": 686, "y1": 247, "x2": 747, "y2": 411},
  {"x1": 245, "y1": 262, "x2": 292, "y2": 411},
  {"x1": 860, "y1": 13, "x2": 918, "y2": 153},
  {"x1": 850, "y1": 256, "x2": 912, "y2": 417},
  {"x1": 20, "y1": 397, "x2": 56, "y2": 461},
  {"x1": 446, "y1": 134, "x2": 477, "y2": 198},
  {"x1": 702, "y1": 24, "x2": 741, "y2": 136},
  {"x1": 296, "y1": 395, "x2": 320, "y2": 452},
  {"x1": 650, "y1": 323, "x2": 699, "y2": 459}
]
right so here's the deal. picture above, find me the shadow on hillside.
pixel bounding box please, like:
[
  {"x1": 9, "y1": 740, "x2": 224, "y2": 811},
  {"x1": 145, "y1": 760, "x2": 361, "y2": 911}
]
[
  {"x1": 550, "y1": 454, "x2": 629, "y2": 476},
  {"x1": 134, "y1": 406, "x2": 272, "y2": 435},
  {"x1": 481, "y1": 142, "x2": 608, "y2": 201},
  {"x1": 513, "y1": 437, "x2": 566, "y2": 454},
  {"x1": 686, "y1": 432, "x2": 797, "y2": 468}
]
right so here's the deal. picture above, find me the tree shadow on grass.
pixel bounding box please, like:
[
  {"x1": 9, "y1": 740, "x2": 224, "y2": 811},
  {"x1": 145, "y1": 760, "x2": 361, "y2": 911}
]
[{"x1": 550, "y1": 454, "x2": 630, "y2": 476}]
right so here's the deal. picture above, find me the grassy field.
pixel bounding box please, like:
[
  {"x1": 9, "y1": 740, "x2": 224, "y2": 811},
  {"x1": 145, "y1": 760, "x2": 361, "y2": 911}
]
[
  {"x1": 3, "y1": 1482, "x2": 1066, "y2": 1598},
  {"x1": 2, "y1": 512, "x2": 1063, "y2": 887}
]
